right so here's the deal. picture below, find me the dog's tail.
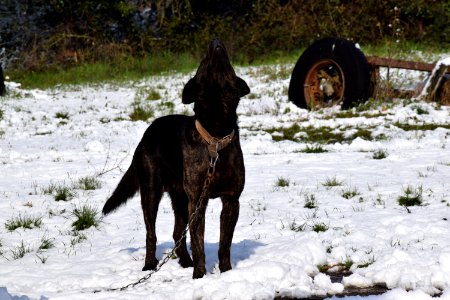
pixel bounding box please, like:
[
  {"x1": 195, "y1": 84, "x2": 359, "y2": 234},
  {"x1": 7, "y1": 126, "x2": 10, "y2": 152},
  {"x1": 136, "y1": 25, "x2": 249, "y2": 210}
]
[{"x1": 102, "y1": 159, "x2": 139, "y2": 215}]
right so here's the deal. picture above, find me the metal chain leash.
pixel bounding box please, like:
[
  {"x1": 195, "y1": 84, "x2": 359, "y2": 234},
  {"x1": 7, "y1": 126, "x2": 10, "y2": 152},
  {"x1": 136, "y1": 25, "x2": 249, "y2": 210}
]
[{"x1": 92, "y1": 160, "x2": 218, "y2": 294}]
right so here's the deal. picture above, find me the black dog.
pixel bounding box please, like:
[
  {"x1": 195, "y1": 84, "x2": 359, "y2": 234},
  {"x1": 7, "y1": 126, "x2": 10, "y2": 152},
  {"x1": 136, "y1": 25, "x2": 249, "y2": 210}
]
[{"x1": 102, "y1": 38, "x2": 250, "y2": 279}]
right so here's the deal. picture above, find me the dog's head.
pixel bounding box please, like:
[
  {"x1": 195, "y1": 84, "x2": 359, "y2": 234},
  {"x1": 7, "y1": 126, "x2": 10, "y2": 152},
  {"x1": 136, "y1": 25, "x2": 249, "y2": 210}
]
[{"x1": 182, "y1": 38, "x2": 250, "y2": 134}]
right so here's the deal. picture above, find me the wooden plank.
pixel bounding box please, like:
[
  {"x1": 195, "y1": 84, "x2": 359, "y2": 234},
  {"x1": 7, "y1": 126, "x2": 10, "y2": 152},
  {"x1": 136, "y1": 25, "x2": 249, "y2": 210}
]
[{"x1": 366, "y1": 56, "x2": 436, "y2": 72}]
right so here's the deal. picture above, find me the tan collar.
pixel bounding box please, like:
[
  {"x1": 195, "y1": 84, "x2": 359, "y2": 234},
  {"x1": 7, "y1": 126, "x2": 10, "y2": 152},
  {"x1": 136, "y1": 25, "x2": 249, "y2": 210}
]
[{"x1": 195, "y1": 120, "x2": 235, "y2": 162}]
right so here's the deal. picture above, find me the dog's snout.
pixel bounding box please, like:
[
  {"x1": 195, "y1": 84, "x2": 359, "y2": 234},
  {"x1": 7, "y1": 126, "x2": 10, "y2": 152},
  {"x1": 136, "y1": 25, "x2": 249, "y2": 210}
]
[
  {"x1": 210, "y1": 38, "x2": 225, "y2": 53},
  {"x1": 211, "y1": 38, "x2": 222, "y2": 47}
]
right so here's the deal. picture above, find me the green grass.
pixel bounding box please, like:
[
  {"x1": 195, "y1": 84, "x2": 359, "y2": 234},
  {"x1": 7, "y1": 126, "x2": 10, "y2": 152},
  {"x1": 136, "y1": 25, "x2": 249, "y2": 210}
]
[
  {"x1": 312, "y1": 222, "x2": 329, "y2": 233},
  {"x1": 318, "y1": 258, "x2": 353, "y2": 273},
  {"x1": 304, "y1": 194, "x2": 318, "y2": 209},
  {"x1": 357, "y1": 256, "x2": 376, "y2": 268},
  {"x1": 75, "y1": 176, "x2": 102, "y2": 190},
  {"x1": 11, "y1": 241, "x2": 32, "y2": 260},
  {"x1": 322, "y1": 176, "x2": 344, "y2": 188},
  {"x1": 38, "y1": 237, "x2": 55, "y2": 252},
  {"x1": 146, "y1": 89, "x2": 162, "y2": 101},
  {"x1": 72, "y1": 204, "x2": 101, "y2": 231},
  {"x1": 55, "y1": 111, "x2": 70, "y2": 119},
  {"x1": 70, "y1": 231, "x2": 88, "y2": 246},
  {"x1": 6, "y1": 42, "x2": 444, "y2": 90},
  {"x1": 43, "y1": 183, "x2": 76, "y2": 201},
  {"x1": 373, "y1": 149, "x2": 388, "y2": 160},
  {"x1": 342, "y1": 187, "x2": 361, "y2": 199},
  {"x1": 10, "y1": 52, "x2": 199, "y2": 89},
  {"x1": 267, "y1": 124, "x2": 376, "y2": 144},
  {"x1": 289, "y1": 220, "x2": 306, "y2": 232},
  {"x1": 300, "y1": 144, "x2": 328, "y2": 153},
  {"x1": 267, "y1": 124, "x2": 301, "y2": 142},
  {"x1": 394, "y1": 122, "x2": 450, "y2": 131},
  {"x1": 275, "y1": 177, "x2": 290, "y2": 188},
  {"x1": 5, "y1": 215, "x2": 42, "y2": 231},
  {"x1": 398, "y1": 185, "x2": 423, "y2": 207},
  {"x1": 54, "y1": 186, "x2": 76, "y2": 201},
  {"x1": 129, "y1": 105, "x2": 154, "y2": 121}
]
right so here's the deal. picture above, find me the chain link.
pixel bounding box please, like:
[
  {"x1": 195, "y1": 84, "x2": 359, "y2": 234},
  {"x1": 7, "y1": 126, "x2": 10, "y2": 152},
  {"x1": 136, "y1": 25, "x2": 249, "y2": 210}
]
[{"x1": 93, "y1": 163, "x2": 217, "y2": 294}]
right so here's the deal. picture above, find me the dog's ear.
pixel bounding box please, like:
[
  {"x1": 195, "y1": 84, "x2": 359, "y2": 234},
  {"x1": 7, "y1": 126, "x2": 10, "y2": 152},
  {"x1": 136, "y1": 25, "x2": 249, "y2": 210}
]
[
  {"x1": 182, "y1": 77, "x2": 198, "y2": 104},
  {"x1": 237, "y1": 77, "x2": 250, "y2": 98}
]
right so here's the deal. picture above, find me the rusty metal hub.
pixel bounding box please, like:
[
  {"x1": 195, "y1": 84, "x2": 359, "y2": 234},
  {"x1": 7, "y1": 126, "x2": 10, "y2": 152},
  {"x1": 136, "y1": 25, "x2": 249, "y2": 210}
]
[{"x1": 304, "y1": 59, "x2": 345, "y2": 109}]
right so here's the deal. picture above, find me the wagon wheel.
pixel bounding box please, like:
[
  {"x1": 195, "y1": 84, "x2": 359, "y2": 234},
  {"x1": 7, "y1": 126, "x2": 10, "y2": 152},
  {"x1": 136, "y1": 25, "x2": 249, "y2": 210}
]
[
  {"x1": 304, "y1": 59, "x2": 345, "y2": 108},
  {"x1": 289, "y1": 37, "x2": 371, "y2": 110}
]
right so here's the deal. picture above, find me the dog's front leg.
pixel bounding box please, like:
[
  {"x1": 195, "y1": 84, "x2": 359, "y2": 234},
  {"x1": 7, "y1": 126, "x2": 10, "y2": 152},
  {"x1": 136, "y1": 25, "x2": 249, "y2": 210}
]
[
  {"x1": 189, "y1": 198, "x2": 208, "y2": 279},
  {"x1": 218, "y1": 196, "x2": 240, "y2": 273}
]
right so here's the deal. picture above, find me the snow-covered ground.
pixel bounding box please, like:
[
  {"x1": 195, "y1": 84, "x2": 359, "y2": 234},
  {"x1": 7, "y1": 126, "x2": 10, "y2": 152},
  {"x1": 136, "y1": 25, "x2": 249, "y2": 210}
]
[{"x1": 1, "y1": 62, "x2": 450, "y2": 300}]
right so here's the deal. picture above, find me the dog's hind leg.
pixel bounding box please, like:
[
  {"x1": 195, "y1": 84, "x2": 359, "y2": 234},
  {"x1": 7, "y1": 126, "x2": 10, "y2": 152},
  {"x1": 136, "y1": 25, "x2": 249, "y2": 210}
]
[
  {"x1": 138, "y1": 153, "x2": 163, "y2": 271},
  {"x1": 218, "y1": 196, "x2": 240, "y2": 273},
  {"x1": 169, "y1": 190, "x2": 193, "y2": 268}
]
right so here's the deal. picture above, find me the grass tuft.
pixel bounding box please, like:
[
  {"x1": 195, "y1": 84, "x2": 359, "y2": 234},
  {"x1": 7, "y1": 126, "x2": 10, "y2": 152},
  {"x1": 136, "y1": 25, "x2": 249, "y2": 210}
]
[
  {"x1": 373, "y1": 149, "x2": 388, "y2": 160},
  {"x1": 322, "y1": 176, "x2": 344, "y2": 188},
  {"x1": 55, "y1": 111, "x2": 70, "y2": 119},
  {"x1": 43, "y1": 183, "x2": 76, "y2": 201},
  {"x1": 304, "y1": 194, "x2": 318, "y2": 209},
  {"x1": 55, "y1": 186, "x2": 76, "y2": 201},
  {"x1": 341, "y1": 187, "x2": 361, "y2": 199},
  {"x1": 312, "y1": 222, "x2": 329, "y2": 233},
  {"x1": 129, "y1": 105, "x2": 154, "y2": 121},
  {"x1": 75, "y1": 176, "x2": 102, "y2": 190},
  {"x1": 11, "y1": 241, "x2": 32, "y2": 260},
  {"x1": 289, "y1": 220, "x2": 306, "y2": 232},
  {"x1": 275, "y1": 177, "x2": 290, "y2": 188},
  {"x1": 300, "y1": 144, "x2": 328, "y2": 153},
  {"x1": 72, "y1": 204, "x2": 101, "y2": 231},
  {"x1": 70, "y1": 231, "x2": 88, "y2": 246},
  {"x1": 397, "y1": 185, "x2": 423, "y2": 207},
  {"x1": 146, "y1": 89, "x2": 161, "y2": 101},
  {"x1": 5, "y1": 214, "x2": 42, "y2": 231},
  {"x1": 38, "y1": 237, "x2": 55, "y2": 252}
]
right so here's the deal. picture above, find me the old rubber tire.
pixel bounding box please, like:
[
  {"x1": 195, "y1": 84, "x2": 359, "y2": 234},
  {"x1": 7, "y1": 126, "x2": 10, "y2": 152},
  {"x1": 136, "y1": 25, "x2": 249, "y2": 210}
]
[{"x1": 288, "y1": 37, "x2": 370, "y2": 110}]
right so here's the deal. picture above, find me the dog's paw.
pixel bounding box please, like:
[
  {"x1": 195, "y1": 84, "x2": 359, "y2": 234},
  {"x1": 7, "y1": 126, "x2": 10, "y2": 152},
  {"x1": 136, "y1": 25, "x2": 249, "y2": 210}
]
[
  {"x1": 192, "y1": 268, "x2": 206, "y2": 279},
  {"x1": 219, "y1": 262, "x2": 232, "y2": 273},
  {"x1": 142, "y1": 259, "x2": 158, "y2": 271},
  {"x1": 179, "y1": 257, "x2": 193, "y2": 268}
]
